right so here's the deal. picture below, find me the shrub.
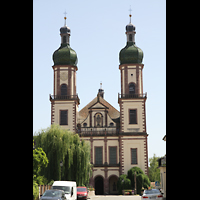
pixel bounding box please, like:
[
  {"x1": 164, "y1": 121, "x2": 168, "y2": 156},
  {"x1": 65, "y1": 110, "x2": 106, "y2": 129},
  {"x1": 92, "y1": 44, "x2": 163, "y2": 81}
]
[
  {"x1": 33, "y1": 180, "x2": 39, "y2": 200},
  {"x1": 127, "y1": 167, "x2": 151, "y2": 195},
  {"x1": 117, "y1": 174, "x2": 131, "y2": 194}
]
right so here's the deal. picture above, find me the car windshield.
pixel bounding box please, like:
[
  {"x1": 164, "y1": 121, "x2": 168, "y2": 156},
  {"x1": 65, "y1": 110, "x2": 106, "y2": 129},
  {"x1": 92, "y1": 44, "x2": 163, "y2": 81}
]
[
  {"x1": 52, "y1": 186, "x2": 70, "y2": 194},
  {"x1": 43, "y1": 190, "x2": 62, "y2": 197},
  {"x1": 77, "y1": 188, "x2": 87, "y2": 192},
  {"x1": 144, "y1": 189, "x2": 160, "y2": 194}
]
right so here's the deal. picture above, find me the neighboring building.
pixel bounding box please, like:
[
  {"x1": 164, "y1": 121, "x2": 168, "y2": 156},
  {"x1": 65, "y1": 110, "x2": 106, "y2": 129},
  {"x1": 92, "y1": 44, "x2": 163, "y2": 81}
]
[
  {"x1": 49, "y1": 14, "x2": 148, "y2": 194},
  {"x1": 158, "y1": 135, "x2": 166, "y2": 199}
]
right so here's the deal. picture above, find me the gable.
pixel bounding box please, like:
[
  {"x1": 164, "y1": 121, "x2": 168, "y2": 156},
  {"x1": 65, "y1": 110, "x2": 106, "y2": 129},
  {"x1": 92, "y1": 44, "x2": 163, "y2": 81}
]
[
  {"x1": 78, "y1": 96, "x2": 120, "y2": 122},
  {"x1": 88, "y1": 102, "x2": 109, "y2": 109}
]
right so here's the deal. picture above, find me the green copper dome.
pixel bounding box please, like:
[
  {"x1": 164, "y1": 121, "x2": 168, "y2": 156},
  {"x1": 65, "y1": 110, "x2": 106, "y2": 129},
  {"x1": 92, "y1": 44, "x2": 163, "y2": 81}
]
[
  {"x1": 53, "y1": 43, "x2": 78, "y2": 66},
  {"x1": 119, "y1": 41, "x2": 143, "y2": 65},
  {"x1": 119, "y1": 16, "x2": 143, "y2": 65}
]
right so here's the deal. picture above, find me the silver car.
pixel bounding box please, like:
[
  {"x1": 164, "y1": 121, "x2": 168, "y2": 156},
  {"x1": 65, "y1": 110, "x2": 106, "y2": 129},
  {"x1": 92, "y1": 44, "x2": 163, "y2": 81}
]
[
  {"x1": 142, "y1": 189, "x2": 163, "y2": 199},
  {"x1": 40, "y1": 189, "x2": 66, "y2": 200}
]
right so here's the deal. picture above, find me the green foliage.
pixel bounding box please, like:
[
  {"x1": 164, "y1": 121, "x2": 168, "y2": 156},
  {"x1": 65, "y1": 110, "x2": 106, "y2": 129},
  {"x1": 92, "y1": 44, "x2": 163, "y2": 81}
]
[
  {"x1": 33, "y1": 179, "x2": 39, "y2": 200},
  {"x1": 127, "y1": 167, "x2": 151, "y2": 195},
  {"x1": 148, "y1": 154, "x2": 160, "y2": 182},
  {"x1": 33, "y1": 146, "x2": 49, "y2": 177},
  {"x1": 117, "y1": 174, "x2": 131, "y2": 194},
  {"x1": 48, "y1": 180, "x2": 55, "y2": 186},
  {"x1": 143, "y1": 174, "x2": 151, "y2": 189},
  {"x1": 34, "y1": 124, "x2": 92, "y2": 186}
]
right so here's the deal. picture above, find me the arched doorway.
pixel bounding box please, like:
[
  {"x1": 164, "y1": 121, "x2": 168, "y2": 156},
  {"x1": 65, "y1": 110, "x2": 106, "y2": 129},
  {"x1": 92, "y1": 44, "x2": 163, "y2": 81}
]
[
  {"x1": 95, "y1": 176, "x2": 104, "y2": 195},
  {"x1": 109, "y1": 175, "x2": 118, "y2": 194}
]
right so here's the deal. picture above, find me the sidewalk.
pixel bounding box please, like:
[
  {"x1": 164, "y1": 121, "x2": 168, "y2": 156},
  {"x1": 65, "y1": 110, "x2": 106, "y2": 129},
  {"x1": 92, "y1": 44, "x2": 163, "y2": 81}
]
[{"x1": 89, "y1": 195, "x2": 142, "y2": 200}]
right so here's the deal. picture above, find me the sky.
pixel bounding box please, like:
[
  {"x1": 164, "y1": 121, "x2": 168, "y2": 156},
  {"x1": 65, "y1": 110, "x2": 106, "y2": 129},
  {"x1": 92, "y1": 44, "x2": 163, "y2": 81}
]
[{"x1": 33, "y1": 0, "x2": 166, "y2": 159}]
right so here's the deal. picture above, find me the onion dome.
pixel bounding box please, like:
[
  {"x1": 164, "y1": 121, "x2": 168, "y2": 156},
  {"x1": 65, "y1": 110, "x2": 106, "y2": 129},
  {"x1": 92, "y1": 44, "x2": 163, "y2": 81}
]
[
  {"x1": 119, "y1": 14, "x2": 143, "y2": 65},
  {"x1": 119, "y1": 42, "x2": 143, "y2": 64},
  {"x1": 52, "y1": 17, "x2": 78, "y2": 66},
  {"x1": 53, "y1": 43, "x2": 78, "y2": 66}
]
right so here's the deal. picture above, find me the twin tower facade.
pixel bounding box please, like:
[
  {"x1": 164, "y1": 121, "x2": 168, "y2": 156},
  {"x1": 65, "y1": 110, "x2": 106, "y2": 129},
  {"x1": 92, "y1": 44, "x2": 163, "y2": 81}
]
[{"x1": 49, "y1": 15, "x2": 148, "y2": 194}]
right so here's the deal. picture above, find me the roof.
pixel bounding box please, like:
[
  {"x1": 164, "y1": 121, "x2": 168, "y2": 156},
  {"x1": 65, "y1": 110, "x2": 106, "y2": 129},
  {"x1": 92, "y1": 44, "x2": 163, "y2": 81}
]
[
  {"x1": 162, "y1": 135, "x2": 166, "y2": 141},
  {"x1": 78, "y1": 95, "x2": 120, "y2": 122}
]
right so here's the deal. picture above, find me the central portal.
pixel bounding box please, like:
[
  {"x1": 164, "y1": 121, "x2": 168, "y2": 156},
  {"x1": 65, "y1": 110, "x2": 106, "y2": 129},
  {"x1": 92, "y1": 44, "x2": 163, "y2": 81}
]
[{"x1": 95, "y1": 176, "x2": 104, "y2": 195}]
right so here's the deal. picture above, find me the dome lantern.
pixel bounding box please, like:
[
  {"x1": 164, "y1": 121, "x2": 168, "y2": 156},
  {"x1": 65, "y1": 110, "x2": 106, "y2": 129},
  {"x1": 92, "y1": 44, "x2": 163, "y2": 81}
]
[
  {"x1": 52, "y1": 16, "x2": 78, "y2": 67},
  {"x1": 119, "y1": 14, "x2": 143, "y2": 65}
]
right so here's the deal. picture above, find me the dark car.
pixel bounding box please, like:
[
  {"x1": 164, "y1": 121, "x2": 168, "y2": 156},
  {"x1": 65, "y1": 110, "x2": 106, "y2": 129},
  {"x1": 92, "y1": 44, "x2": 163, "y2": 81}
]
[
  {"x1": 77, "y1": 187, "x2": 88, "y2": 199},
  {"x1": 40, "y1": 189, "x2": 66, "y2": 200}
]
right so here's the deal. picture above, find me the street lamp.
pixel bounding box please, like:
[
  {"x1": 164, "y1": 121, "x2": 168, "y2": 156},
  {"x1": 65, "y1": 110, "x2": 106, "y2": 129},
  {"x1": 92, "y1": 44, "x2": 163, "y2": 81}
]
[{"x1": 60, "y1": 160, "x2": 63, "y2": 181}]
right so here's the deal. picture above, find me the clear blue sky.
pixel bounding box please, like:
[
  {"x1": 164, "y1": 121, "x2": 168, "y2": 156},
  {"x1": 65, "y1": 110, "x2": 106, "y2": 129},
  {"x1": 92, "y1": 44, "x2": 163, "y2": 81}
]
[{"x1": 33, "y1": 0, "x2": 166, "y2": 159}]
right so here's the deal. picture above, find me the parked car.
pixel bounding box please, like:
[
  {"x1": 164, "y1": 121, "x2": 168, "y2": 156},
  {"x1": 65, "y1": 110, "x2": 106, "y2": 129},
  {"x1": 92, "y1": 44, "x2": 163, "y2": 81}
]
[
  {"x1": 52, "y1": 181, "x2": 77, "y2": 200},
  {"x1": 142, "y1": 189, "x2": 163, "y2": 199},
  {"x1": 40, "y1": 189, "x2": 66, "y2": 200},
  {"x1": 77, "y1": 186, "x2": 88, "y2": 199}
]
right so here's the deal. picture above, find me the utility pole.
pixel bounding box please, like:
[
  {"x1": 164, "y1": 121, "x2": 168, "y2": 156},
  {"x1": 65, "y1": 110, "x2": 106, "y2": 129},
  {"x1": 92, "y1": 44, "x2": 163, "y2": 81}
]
[{"x1": 134, "y1": 171, "x2": 137, "y2": 195}]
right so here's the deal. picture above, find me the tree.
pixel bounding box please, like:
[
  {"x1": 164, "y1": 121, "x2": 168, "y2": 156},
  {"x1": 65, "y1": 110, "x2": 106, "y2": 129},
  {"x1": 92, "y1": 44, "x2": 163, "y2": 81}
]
[
  {"x1": 33, "y1": 144, "x2": 49, "y2": 176},
  {"x1": 127, "y1": 167, "x2": 151, "y2": 195},
  {"x1": 34, "y1": 124, "x2": 92, "y2": 186},
  {"x1": 117, "y1": 174, "x2": 131, "y2": 194},
  {"x1": 33, "y1": 140, "x2": 49, "y2": 199},
  {"x1": 148, "y1": 154, "x2": 160, "y2": 182}
]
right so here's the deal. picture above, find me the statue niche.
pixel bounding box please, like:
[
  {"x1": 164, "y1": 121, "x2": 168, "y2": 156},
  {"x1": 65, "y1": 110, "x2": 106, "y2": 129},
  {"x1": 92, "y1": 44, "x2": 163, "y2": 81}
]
[{"x1": 94, "y1": 113, "x2": 103, "y2": 127}]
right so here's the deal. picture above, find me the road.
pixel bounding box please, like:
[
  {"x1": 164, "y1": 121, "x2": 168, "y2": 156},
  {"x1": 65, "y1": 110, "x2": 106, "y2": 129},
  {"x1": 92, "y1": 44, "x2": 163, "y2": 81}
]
[{"x1": 89, "y1": 195, "x2": 142, "y2": 200}]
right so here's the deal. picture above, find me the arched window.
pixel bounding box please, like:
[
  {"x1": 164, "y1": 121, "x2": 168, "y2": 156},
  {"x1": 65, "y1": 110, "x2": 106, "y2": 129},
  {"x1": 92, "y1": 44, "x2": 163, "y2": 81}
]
[
  {"x1": 61, "y1": 84, "x2": 67, "y2": 95},
  {"x1": 129, "y1": 83, "x2": 135, "y2": 94}
]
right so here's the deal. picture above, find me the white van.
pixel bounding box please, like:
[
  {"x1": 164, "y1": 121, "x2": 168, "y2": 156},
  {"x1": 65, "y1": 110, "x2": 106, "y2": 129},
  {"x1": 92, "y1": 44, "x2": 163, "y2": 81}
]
[{"x1": 52, "y1": 181, "x2": 77, "y2": 200}]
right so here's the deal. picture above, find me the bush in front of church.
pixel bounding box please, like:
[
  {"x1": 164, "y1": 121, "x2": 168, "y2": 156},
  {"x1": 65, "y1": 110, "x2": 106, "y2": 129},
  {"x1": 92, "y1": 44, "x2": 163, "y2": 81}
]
[
  {"x1": 127, "y1": 166, "x2": 151, "y2": 195},
  {"x1": 117, "y1": 174, "x2": 131, "y2": 194}
]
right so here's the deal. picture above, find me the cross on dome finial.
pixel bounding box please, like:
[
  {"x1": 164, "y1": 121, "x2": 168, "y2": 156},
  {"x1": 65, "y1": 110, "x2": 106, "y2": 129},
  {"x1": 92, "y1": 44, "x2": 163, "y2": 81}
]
[
  {"x1": 129, "y1": 6, "x2": 132, "y2": 23},
  {"x1": 64, "y1": 11, "x2": 67, "y2": 26}
]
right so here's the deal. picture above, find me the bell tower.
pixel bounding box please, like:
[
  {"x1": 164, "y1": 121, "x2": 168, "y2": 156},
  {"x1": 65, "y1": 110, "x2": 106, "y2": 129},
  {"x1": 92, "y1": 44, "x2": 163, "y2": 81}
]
[
  {"x1": 118, "y1": 13, "x2": 148, "y2": 175},
  {"x1": 118, "y1": 13, "x2": 146, "y2": 133},
  {"x1": 50, "y1": 16, "x2": 80, "y2": 133}
]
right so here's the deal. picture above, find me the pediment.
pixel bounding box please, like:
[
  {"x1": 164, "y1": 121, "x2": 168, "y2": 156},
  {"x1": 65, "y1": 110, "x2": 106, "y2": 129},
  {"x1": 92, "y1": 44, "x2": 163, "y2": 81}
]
[{"x1": 88, "y1": 102, "x2": 109, "y2": 109}]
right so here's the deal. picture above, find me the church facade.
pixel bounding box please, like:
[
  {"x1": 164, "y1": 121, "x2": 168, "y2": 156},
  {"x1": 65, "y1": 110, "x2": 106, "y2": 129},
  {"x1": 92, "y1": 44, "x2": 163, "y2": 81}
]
[{"x1": 49, "y1": 14, "x2": 148, "y2": 195}]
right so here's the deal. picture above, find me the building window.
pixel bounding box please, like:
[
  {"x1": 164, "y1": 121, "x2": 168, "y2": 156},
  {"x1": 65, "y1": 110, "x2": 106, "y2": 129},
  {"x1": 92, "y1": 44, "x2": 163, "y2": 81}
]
[
  {"x1": 83, "y1": 123, "x2": 87, "y2": 127},
  {"x1": 109, "y1": 147, "x2": 117, "y2": 164},
  {"x1": 61, "y1": 84, "x2": 67, "y2": 95},
  {"x1": 63, "y1": 36, "x2": 66, "y2": 43},
  {"x1": 129, "y1": 109, "x2": 137, "y2": 124},
  {"x1": 129, "y1": 83, "x2": 135, "y2": 94},
  {"x1": 129, "y1": 34, "x2": 132, "y2": 41},
  {"x1": 60, "y1": 110, "x2": 68, "y2": 125},
  {"x1": 95, "y1": 147, "x2": 103, "y2": 164},
  {"x1": 110, "y1": 122, "x2": 114, "y2": 127},
  {"x1": 131, "y1": 148, "x2": 137, "y2": 164}
]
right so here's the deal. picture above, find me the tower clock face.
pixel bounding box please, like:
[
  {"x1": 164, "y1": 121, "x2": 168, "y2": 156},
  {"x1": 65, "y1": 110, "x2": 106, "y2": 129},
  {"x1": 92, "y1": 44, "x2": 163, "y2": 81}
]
[{"x1": 60, "y1": 72, "x2": 67, "y2": 81}]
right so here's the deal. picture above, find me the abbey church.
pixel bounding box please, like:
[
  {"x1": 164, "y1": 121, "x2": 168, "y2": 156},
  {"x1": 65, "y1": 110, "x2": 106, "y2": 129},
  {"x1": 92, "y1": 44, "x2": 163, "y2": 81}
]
[{"x1": 49, "y1": 14, "x2": 148, "y2": 195}]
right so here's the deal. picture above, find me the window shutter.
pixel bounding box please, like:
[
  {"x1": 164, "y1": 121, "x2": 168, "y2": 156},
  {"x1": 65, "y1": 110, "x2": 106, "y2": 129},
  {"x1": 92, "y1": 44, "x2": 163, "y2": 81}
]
[
  {"x1": 60, "y1": 110, "x2": 68, "y2": 125},
  {"x1": 109, "y1": 147, "x2": 117, "y2": 164},
  {"x1": 131, "y1": 148, "x2": 137, "y2": 164},
  {"x1": 129, "y1": 109, "x2": 137, "y2": 124},
  {"x1": 95, "y1": 147, "x2": 102, "y2": 164}
]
